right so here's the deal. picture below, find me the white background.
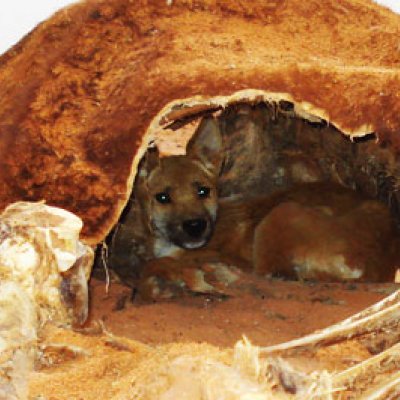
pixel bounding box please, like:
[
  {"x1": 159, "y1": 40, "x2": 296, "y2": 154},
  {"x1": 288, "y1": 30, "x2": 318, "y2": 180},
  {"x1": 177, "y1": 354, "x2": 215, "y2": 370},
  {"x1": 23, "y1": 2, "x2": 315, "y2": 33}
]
[{"x1": 0, "y1": 0, "x2": 399, "y2": 55}]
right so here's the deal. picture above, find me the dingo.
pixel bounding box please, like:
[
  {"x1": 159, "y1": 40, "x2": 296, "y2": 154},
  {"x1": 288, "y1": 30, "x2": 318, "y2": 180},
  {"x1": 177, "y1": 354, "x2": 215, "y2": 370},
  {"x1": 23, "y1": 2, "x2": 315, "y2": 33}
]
[{"x1": 112, "y1": 117, "x2": 400, "y2": 297}]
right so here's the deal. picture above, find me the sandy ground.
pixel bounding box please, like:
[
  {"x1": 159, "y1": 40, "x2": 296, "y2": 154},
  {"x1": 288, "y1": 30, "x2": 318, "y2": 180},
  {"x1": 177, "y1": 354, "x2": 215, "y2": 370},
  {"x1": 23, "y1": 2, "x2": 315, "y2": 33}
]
[
  {"x1": 88, "y1": 277, "x2": 396, "y2": 348},
  {"x1": 29, "y1": 275, "x2": 399, "y2": 399}
]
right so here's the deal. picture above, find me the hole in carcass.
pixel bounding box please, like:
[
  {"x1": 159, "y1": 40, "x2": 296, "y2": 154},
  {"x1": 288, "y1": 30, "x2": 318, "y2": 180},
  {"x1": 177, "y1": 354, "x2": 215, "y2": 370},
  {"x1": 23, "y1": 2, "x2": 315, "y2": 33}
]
[
  {"x1": 89, "y1": 99, "x2": 400, "y2": 349},
  {"x1": 106, "y1": 101, "x2": 400, "y2": 284}
]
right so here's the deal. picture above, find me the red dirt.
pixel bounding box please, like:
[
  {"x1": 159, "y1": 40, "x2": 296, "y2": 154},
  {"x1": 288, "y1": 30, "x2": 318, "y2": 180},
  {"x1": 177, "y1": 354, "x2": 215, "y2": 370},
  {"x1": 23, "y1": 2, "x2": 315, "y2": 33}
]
[
  {"x1": 88, "y1": 277, "x2": 396, "y2": 348},
  {"x1": 28, "y1": 277, "x2": 398, "y2": 399}
]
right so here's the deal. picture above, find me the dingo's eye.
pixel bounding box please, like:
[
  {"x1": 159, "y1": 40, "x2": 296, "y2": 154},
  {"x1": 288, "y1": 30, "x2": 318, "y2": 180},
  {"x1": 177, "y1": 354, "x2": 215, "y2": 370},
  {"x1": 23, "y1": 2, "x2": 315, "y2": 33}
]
[
  {"x1": 155, "y1": 192, "x2": 171, "y2": 204},
  {"x1": 197, "y1": 186, "x2": 210, "y2": 199}
]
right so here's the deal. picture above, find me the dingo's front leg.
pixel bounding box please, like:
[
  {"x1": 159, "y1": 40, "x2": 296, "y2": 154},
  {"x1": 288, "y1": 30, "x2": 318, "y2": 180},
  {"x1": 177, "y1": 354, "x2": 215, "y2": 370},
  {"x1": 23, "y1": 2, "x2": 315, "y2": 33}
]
[{"x1": 139, "y1": 251, "x2": 242, "y2": 300}]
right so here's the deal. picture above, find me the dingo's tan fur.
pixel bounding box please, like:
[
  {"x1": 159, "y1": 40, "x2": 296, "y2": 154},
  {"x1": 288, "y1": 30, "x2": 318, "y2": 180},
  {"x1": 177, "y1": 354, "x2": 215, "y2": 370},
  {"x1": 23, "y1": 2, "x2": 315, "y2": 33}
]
[{"x1": 114, "y1": 117, "x2": 400, "y2": 297}]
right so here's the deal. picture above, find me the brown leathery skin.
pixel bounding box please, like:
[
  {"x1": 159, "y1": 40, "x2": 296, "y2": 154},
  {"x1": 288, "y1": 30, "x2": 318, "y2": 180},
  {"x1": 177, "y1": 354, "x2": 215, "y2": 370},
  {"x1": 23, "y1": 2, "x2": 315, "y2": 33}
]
[{"x1": 0, "y1": 0, "x2": 399, "y2": 244}]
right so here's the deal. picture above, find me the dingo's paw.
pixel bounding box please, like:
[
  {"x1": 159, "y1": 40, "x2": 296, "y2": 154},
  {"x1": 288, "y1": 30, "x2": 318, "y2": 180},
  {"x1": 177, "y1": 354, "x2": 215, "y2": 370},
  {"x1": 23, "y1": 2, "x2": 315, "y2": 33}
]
[{"x1": 138, "y1": 258, "x2": 241, "y2": 300}]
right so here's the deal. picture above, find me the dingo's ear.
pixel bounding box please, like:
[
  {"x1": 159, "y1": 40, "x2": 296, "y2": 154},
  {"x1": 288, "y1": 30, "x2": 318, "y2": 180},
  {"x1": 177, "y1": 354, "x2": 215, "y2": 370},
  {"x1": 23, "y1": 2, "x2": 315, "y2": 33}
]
[
  {"x1": 187, "y1": 117, "x2": 223, "y2": 173},
  {"x1": 138, "y1": 146, "x2": 160, "y2": 178}
]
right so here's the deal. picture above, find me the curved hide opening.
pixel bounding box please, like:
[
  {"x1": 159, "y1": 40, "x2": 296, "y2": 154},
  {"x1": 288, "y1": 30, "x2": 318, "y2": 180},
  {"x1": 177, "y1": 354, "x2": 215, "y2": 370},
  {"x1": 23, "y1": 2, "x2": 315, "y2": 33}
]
[{"x1": 105, "y1": 90, "x2": 400, "y2": 286}]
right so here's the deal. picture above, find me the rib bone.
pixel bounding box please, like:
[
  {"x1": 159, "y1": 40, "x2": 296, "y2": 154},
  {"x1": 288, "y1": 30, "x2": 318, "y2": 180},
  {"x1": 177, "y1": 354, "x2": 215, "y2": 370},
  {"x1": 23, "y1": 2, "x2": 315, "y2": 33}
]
[
  {"x1": 260, "y1": 289, "x2": 400, "y2": 356},
  {"x1": 332, "y1": 342, "x2": 400, "y2": 395}
]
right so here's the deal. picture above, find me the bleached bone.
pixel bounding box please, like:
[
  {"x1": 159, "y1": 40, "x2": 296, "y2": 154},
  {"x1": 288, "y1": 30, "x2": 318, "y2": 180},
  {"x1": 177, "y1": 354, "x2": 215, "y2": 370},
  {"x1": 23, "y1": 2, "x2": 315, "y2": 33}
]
[
  {"x1": 235, "y1": 335, "x2": 400, "y2": 398},
  {"x1": 0, "y1": 283, "x2": 36, "y2": 400},
  {"x1": 332, "y1": 341, "x2": 400, "y2": 395},
  {"x1": 0, "y1": 201, "x2": 94, "y2": 326},
  {"x1": 234, "y1": 336, "x2": 336, "y2": 399},
  {"x1": 0, "y1": 201, "x2": 93, "y2": 400},
  {"x1": 234, "y1": 289, "x2": 400, "y2": 398},
  {"x1": 260, "y1": 289, "x2": 400, "y2": 356},
  {"x1": 358, "y1": 371, "x2": 400, "y2": 400}
]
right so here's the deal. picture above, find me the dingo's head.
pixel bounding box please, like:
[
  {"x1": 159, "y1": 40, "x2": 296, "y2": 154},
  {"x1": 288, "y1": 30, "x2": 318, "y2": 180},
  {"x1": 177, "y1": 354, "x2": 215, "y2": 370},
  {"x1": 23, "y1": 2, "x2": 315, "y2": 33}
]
[{"x1": 137, "y1": 117, "x2": 223, "y2": 256}]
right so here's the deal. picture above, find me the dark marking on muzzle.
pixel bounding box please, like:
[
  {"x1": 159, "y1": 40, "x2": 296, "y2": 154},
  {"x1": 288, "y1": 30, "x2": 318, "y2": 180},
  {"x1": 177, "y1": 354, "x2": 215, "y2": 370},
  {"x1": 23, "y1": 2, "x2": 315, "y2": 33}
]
[{"x1": 182, "y1": 218, "x2": 208, "y2": 238}]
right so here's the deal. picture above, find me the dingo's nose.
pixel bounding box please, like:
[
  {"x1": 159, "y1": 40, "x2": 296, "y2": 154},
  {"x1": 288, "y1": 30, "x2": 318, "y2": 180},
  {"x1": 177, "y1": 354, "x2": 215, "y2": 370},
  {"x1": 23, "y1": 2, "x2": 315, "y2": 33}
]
[{"x1": 182, "y1": 218, "x2": 207, "y2": 238}]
